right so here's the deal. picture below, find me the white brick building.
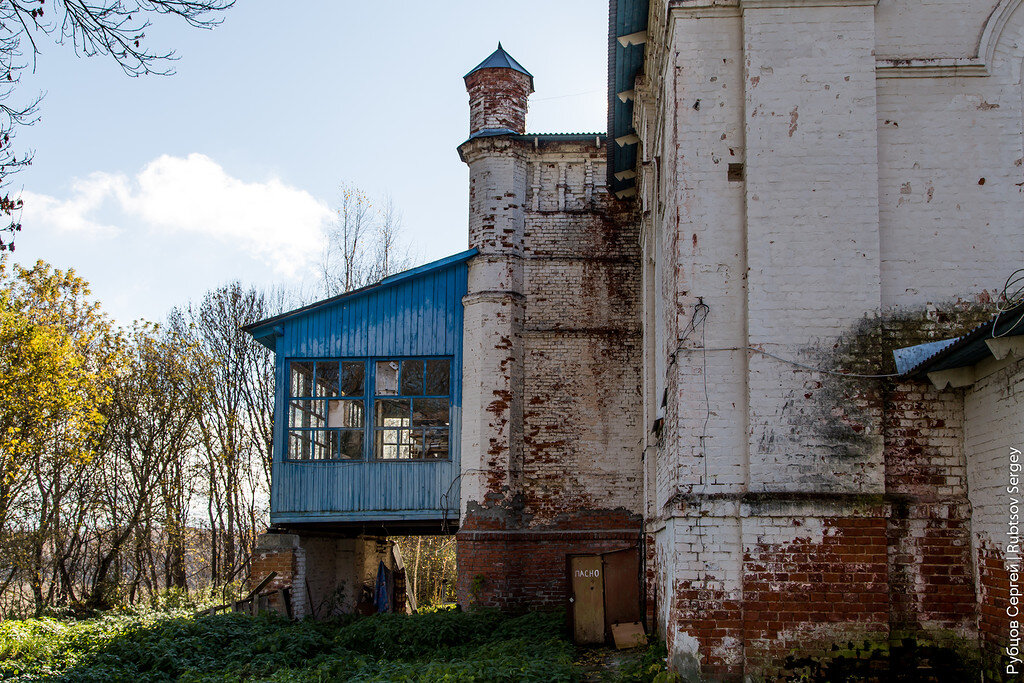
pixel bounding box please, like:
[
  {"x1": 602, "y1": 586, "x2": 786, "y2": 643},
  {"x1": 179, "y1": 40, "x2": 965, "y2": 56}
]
[
  {"x1": 457, "y1": 0, "x2": 1024, "y2": 678},
  {"x1": 250, "y1": 2, "x2": 1024, "y2": 678}
]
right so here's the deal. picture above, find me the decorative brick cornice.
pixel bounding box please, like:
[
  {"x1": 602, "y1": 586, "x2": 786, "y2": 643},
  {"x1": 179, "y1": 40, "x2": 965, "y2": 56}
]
[
  {"x1": 457, "y1": 135, "x2": 530, "y2": 164},
  {"x1": 462, "y1": 291, "x2": 526, "y2": 306},
  {"x1": 457, "y1": 528, "x2": 641, "y2": 541},
  {"x1": 739, "y1": 0, "x2": 878, "y2": 8},
  {"x1": 668, "y1": 0, "x2": 740, "y2": 17},
  {"x1": 876, "y1": 57, "x2": 988, "y2": 79}
]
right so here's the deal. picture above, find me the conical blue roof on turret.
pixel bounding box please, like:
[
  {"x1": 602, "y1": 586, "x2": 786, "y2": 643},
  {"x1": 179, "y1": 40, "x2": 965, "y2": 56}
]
[{"x1": 465, "y1": 43, "x2": 534, "y2": 83}]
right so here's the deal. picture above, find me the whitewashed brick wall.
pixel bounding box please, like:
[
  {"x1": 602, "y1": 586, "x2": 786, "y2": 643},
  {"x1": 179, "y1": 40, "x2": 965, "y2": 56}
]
[
  {"x1": 966, "y1": 356, "x2": 1024, "y2": 554},
  {"x1": 635, "y1": 0, "x2": 1023, "y2": 673},
  {"x1": 875, "y1": 0, "x2": 996, "y2": 59}
]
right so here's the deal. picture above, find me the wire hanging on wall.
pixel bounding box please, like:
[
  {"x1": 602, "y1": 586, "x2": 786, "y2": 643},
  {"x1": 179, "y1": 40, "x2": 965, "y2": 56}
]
[{"x1": 992, "y1": 267, "x2": 1024, "y2": 338}]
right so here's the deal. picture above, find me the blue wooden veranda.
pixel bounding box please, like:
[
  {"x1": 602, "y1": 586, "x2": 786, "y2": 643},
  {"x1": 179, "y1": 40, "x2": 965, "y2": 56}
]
[{"x1": 244, "y1": 250, "x2": 474, "y2": 532}]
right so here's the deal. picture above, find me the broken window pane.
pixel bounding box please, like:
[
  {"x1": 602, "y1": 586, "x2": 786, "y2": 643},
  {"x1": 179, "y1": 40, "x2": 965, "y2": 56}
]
[
  {"x1": 409, "y1": 429, "x2": 426, "y2": 459},
  {"x1": 286, "y1": 360, "x2": 374, "y2": 462},
  {"x1": 317, "y1": 430, "x2": 339, "y2": 460},
  {"x1": 376, "y1": 360, "x2": 400, "y2": 395},
  {"x1": 289, "y1": 430, "x2": 311, "y2": 460},
  {"x1": 375, "y1": 399, "x2": 410, "y2": 428},
  {"x1": 316, "y1": 361, "x2": 339, "y2": 397},
  {"x1": 401, "y1": 360, "x2": 424, "y2": 395},
  {"x1": 289, "y1": 429, "x2": 335, "y2": 460},
  {"x1": 424, "y1": 428, "x2": 449, "y2": 459},
  {"x1": 328, "y1": 399, "x2": 363, "y2": 429},
  {"x1": 425, "y1": 359, "x2": 450, "y2": 396},
  {"x1": 290, "y1": 399, "x2": 325, "y2": 430},
  {"x1": 338, "y1": 431, "x2": 363, "y2": 460},
  {"x1": 290, "y1": 361, "x2": 315, "y2": 397},
  {"x1": 341, "y1": 361, "x2": 365, "y2": 396},
  {"x1": 412, "y1": 398, "x2": 448, "y2": 428}
]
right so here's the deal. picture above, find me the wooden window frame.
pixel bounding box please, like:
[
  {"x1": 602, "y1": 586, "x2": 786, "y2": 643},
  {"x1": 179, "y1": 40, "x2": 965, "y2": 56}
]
[{"x1": 285, "y1": 356, "x2": 452, "y2": 463}]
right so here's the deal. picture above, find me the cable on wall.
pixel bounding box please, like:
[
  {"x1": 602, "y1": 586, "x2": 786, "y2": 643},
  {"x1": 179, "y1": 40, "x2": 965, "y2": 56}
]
[
  {"x1": 992, "y1": 267, "x2": 1024, "y2": 338},
  {"x1": 439, "y1": 468, "x2": 489, "y2": 536},
  {"x1": 667, "y1": 297, "x2": 906, "y2": 594}
]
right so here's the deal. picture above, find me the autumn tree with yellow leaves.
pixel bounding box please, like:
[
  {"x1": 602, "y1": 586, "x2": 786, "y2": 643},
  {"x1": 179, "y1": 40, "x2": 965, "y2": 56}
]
[
  {"x1": 0, "y1": 258, "x2": 118, "y2": 610},
  {"x1": 0, "y1": 259, "x2": 279, "y2": 616}
]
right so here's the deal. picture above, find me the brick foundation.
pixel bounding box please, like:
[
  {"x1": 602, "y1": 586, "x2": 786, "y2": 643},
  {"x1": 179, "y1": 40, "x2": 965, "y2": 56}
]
[
  {"x1": 249, "y1": 532, "x2": 306, "y2": 618},
  {"x1": 249, "y1": 532, "x2": 402, "y2": 620},
  {"x1": 456, "y1": 524, "x2": 642, "y2": 609},
  {"x1": 742, "y1": 515, "x2": 890, "y2": 680}
]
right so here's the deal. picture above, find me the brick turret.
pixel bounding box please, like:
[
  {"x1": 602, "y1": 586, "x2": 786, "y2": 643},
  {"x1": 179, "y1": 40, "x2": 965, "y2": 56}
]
[{"x1": 464, "y1": 43, "x2": 534, "y2": 137}]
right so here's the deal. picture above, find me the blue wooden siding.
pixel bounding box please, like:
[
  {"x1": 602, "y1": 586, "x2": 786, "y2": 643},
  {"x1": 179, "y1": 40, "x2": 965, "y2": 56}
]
[{"x1": 254, "y1": 254, "x2": 470, "y2": 525}]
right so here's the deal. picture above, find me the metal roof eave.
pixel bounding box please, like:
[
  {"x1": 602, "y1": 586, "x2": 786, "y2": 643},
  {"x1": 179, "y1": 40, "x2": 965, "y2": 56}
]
[
  {"x1": 242, "y1": 248, "x2": 479, "y2": 348},
  {"x1": 900, "y1": 302, "x2": 1024, "y2": 378},
  {"x1": 607, "y1": 0, "x2": 649, "y2": 197}
]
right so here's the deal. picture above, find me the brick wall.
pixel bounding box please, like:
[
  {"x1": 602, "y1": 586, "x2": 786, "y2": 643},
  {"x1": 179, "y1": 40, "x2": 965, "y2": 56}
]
[
  {"x1": 454, "y1": 0, "x2": 1023, "y2": 674},
  {"x1": 978, "y1": 541, "x2": 1012, "y2": 655},
  {"x1": 741, "y1": 514, "x2": 890, "y2": 681},
  {"x1": 250, "y1": 548, "x2": 296, "y2": 591},
  {"x1": 742, "y1": 2, "x2": 884, "y2": 494},
  {"x1": 661, "y1": 508, "x2": 745, "y2": 679},
  {"x1": 629, "y1": 0, "x2": 1019, "y2": 677},
  {"x1": 875, "y1": 0, "x2": 997, "y2": 59},
  {"x1": 250, "y1": 532, "x2": 307, "y2": 619},
  {"x1": 966, "y1": 357, "x2": 1024, "y2": 665},
  {"x1": 884, "y1": 379, "x2": 977, "y2": 635},
  {"x1": 876, "y1": 73, "x2": 1023, "y2": 310},
  {"x1": 458, "y1": 132, "x2": 643, "y2": 609},
  {"x1": 457, "y1": 527, "x2": 641, "y2": 610},
  {"x1": 249, "y1": 533, "x2": 400, "y2": 620},
  {"x1": 465, "y1": 68, "x2": 532, "y2": 137}
]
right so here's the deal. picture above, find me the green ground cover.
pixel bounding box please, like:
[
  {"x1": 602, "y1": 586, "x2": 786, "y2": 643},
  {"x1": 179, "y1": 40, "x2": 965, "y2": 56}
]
[{"x1": 0, "y1": 608, "x2": 670, "y2": 682}]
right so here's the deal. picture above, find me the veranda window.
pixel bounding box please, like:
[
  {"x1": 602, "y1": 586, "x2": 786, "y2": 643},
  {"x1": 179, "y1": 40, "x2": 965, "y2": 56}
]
[
  {"x1": 286, "y1": 358, "x2": 451, "y2": 461},
  {"x1": 288, "y1": 360, "x2": 365, "y2": 460},
  {"x1": 373, "y1": 359, "x2": 450, "y2": 460}
]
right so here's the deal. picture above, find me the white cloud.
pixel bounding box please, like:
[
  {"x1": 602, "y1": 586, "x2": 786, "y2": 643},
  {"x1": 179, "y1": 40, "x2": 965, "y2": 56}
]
[
  {"x1": 23, "y1": 173, "x2": 129, "y2": 237},
  {"x1": 21, "y1": 153, "x2": 332, "y2": 276}
]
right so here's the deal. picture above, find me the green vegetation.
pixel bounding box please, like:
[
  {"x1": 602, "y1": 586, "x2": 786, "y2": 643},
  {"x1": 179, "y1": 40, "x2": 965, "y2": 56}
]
[{"x1": 0, "y1": 608, "x2": 666, "y2": 682}]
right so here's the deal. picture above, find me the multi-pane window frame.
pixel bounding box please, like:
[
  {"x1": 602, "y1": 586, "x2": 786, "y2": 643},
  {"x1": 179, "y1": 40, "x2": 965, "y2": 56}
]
[
  {"x1": 284, "y1": 356, "x2": 452, "y2": 463},
  {"x1": 372, "y1": 358, "x2": 452, "y2": 461},
  {"x1": 286, "y1": 359, "x2": 368, "y2": 462}
]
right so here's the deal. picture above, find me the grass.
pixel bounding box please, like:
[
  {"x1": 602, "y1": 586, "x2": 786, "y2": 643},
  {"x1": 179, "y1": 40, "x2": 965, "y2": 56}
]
[{"x1": 0, "y1": 607, "x2": 670, "y2": 682}]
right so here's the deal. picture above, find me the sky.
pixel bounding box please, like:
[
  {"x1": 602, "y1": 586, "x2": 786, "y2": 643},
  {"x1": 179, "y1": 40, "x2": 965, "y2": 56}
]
[{"x1": 9, "y1": 1, "x2": 610, "y2": 323}]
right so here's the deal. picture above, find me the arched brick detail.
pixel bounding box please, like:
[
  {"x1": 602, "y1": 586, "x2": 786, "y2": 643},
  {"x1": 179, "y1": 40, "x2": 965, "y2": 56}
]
[{"x1": 981, "y1": 0, "x2": 1024, "y2": 81}]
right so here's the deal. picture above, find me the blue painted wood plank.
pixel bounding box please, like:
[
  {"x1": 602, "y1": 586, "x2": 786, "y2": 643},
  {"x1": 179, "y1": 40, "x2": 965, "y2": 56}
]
[{"x1": 267, "y1": 257, "x2": 467, "y2": 522}]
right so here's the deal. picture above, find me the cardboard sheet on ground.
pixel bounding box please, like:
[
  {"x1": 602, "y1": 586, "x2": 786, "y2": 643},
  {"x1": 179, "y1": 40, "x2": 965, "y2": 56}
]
[{"x1": 611, "y1": 621, "x2": 647, "y2": 649}]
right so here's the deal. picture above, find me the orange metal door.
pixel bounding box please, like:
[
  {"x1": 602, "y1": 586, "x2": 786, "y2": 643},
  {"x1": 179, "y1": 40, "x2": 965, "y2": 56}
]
[{"x1": 570, "y1": 555, "x2": 605, "y2": 644}]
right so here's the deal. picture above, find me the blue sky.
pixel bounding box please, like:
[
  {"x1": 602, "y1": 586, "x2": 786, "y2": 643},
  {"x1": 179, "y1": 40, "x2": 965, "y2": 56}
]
[{"x1": 10, "y1": 1, "x2": 609, "y2": 322}]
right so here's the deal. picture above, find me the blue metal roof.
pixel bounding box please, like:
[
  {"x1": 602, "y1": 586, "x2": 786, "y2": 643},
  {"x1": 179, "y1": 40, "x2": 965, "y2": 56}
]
[
  {"x1": 607, "y1": 0, "x2": 648, "y2": 196},
  {"x1": 467, "y1": 127, "x2": 521, "y2": 140},
  {"x1": 897, "y1": 302, "x2": 1024, "y2": 377},
  {"x1": 465, "y1": 43, "x2": 534, "y2": 86},
  {"x1": 244, "y1": 249, "x2": 478, "y2": 350},
  {"x1": 892, "y1": 338, "x2": 959, "y2": 375}
]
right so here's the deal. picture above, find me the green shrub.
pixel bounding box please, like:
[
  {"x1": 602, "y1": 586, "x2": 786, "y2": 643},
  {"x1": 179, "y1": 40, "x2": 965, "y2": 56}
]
[
  {"x1": 615, "y1": 638, "x2": 675, "y2": 683},
  {"x1": 0, "y1": 607, "x2": 581, "y2": 682},
  {"x1": 416, "y1": 603, "x2": 457, "y2": 614}
]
